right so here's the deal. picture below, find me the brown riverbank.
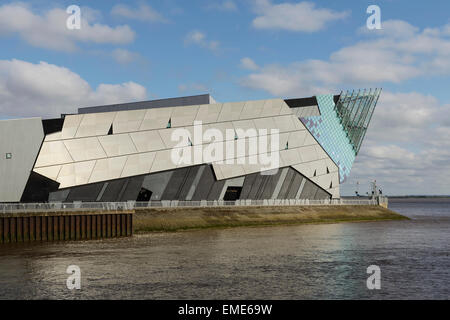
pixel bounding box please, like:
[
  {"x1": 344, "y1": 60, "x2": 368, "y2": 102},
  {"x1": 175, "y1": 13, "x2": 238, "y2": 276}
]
[{"x1": 133, "y1": 205, "x2": 408, "y2": 233}]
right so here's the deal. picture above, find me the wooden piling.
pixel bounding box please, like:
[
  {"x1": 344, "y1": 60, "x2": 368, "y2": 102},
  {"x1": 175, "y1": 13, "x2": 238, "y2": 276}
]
[
  {"x1": 86, "y1": 216, "x2": 91, "y2": 239},
  {"x1": 42, "y1": 216, "x2": 47, "y2": 241},
  {"x1": 53, "y1": 216, "x2": 59, "y2": 241},
  {"x1": 35, "y1": 216, "x2": 41, "y2": 241},
  {"x1": 106, "y1": 215, "x2": 111, "y2": 238},
  {"x1": 47, "y1": 216, "x2": 53, "y2": 241},
  {"x1": 70, "y1": 216, "x2": 76, "y2": 240},
  {"x1": 59, "y1": 216, "x2": 63, "y2": 240},
  {"x1": 10, "y1": 218, "x2": 16, "y2": 243},
  {"x1": 17, "y1": 217, "x2": 23, "y2": 242},
  {"x1": 75, "y1": 216, "x2": 80, "y2": 240},
  {"x1": 65, "y1": 216, "x2": 70, "y2": 241},
  {"x1": 0, "y1": 218, "x2": 3, "y2": 244},
  {"x1": 1, "y1": 211, "x2": 133, "y2": 244},
  {"x1": 4, "y1": 217, "x2": 10, "y2": 243},
  {"x1": 111, "y1": 214, "x2": 116, "y2": 237},
  {"x1": 127, "y1": 214, "x2": 132, "y2": 236},
  {"x1": 96, "y1": 215, "x2": 101, "y2": 239},
  {"x1": 30, "y1": 216, "x2": 35, "y2": 241},
  {"x1": 80, "y1": 215, "x2": 86, "y2": 240},
  {"x1": 23, "y1": 217, "x2": 29, "y2": 242},
  {"x1": 91, "y1": 215, "x2": 96, "y2": 239},
  {"x1": 121, "y1": 215, "x2": 126, "y2": 237}
]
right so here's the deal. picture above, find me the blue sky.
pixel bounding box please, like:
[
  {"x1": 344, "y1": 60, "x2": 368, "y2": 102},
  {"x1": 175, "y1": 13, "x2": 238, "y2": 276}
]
[{"x1": 1, "y1": 0, "x2": 450, "y2": 195}]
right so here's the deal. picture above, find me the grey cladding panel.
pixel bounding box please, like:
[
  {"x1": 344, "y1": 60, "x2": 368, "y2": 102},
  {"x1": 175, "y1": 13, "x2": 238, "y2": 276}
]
[
  {"x1": 191, "y1": 166, "x2": 216, "y2": 201},
  {"x1": 315, "y1": 188, "x2": 331, "y2": 200},
  {"x1": 286, "y1": 174, "x2": 303, "y2": 199},
  {"x1": 60, "y1": 176, "x2": 145, "y2": 202},
  {"x1": 271, "y1": 168, "x2": 288, "y2": 199},
  {"x1": 78, "y1": 94, "x2": 211, "y2": 114},
  {"x1": 66, "y1": 183, "x2": 104, "y2": 202},
  {"x1": 186, "y1": 165, "x2": 206, "y2": 200},
  {"x1": 240, "y1": 168, "x2": 314, "y2": 200},
  {"x1": 143, "y1": 171, "x2": 173, "y2": 200},
  {"x1": 0, "y1": 118, "x2": 44, "y2": 202},
  {"x1": 120, "y1": 176, "x2": 145, "y2": 201},
  {"x1": 177, "y1": 166, "x2": 200, "y2": 200},
  {"x1": 255, "y1": 175, "x2": 270, "y2": 199},
  {"x1": 291, "y1": 106, "x2": 321, "y2": 117},
  {"x1": 96, "y1": 183, "x2": 109, "y2": 201},
  {"x1": 299, "y1": 180, "x2": 317, "y2": 200},
  {"x1": 247, "y1": 174, "x2": 265, "y2": 199},
  {"x1": 277, "y1": 169, "x2": 295, "y2": 199},
  {"x1": 207, "y1": 179, "x2": 225, "y2": 201},
  {"x1": 101, "y1": 180, "x2": 127, "y2": 201},
  {"x1": 161, "y1": 167, "x2": 190, "y2": 200},
  {"x1": 49, "y1": 189, "x2": 70, "y2": 202},
  {"x1": 240, "y1": 174, "x2": 257, "y2": 199},
  {"x1": 259, "y1": 170, "x2": 282, "y2": 199}
]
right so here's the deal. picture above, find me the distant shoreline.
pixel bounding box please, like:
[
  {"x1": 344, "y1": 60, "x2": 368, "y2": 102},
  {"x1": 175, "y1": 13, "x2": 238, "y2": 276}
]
[
  {"x1": 387, "y1": 196, "x2": 450, "y2": 199},
  {"x1": 342, "y1": 196, "x2": 450, "y2": 199}
]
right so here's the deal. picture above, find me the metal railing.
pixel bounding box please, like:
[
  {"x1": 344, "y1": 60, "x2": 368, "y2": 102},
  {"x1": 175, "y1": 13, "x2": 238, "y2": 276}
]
[
  {"x1": 0, "y1": 201, "x2": 135, "y2": 214},
  {"x1": 0, "y1": 198, "x2": 380, "y2": 214}
]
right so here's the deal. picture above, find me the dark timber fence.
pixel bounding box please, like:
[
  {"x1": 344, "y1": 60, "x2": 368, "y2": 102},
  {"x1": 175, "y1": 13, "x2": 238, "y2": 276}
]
[{"x1": 0, "y1": 211, "x2": 133, "y2": 244}]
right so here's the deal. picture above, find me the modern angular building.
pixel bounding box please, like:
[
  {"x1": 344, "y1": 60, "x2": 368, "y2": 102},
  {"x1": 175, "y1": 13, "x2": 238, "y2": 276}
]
[{"x1": 0, "y1": 90, "x2": 380, "y2": 203}]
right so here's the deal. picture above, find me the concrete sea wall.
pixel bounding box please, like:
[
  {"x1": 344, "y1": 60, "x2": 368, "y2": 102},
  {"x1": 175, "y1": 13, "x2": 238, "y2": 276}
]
[
  {"x1": 0, "y1": 200, "x2": 404, "y2": 243},
  {"x1": 133, "y1": 205, "x2": 407, "y2": 233}
]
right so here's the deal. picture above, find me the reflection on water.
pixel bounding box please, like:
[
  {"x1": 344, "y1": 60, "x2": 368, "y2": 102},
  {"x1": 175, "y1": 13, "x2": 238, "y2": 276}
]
[{"x1": 0, "y1": 198, "x2": 449, "y2": 299}]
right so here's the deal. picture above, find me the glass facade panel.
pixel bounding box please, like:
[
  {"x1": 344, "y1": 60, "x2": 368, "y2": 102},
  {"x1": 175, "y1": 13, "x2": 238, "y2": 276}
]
[{"x1": 300, "y1": 89, "x2": 380, "y2": 183}]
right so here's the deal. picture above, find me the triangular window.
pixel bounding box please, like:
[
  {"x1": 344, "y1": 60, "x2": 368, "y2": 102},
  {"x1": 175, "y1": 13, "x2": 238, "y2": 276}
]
[
  {"x1": 167, "y1": 118, "x2": 172, "y2": 128},
  {"x1": 107, "y1": 124, "x2": 113, "y2": 135},
  {"x1": 234, "y1": 131, "x2": 238, "y2": 140},
  {"x1": 188, "y1": 138, "x2": 193, "y2": 146},
  {"x1": 329, "y1": 182, "x2": 333, "y2": 189},
  {"x1": 326, "y1": 167, "x2": 330, "y2": 174},
  {"x1": 313, "y1": 170, "x2": 316, "y2": 177},
  {"x1": 285, "y1": 141, "x2": 289, "y2": 150}
]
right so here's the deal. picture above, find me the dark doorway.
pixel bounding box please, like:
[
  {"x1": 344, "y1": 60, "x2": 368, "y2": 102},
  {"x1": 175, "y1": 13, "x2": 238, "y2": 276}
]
[
  {"x1": 136, "y1": 188, "x2": 152, "y2": 201},
  {"x1": 223, "y1": 186, "x2": 242, "y2": 201}
]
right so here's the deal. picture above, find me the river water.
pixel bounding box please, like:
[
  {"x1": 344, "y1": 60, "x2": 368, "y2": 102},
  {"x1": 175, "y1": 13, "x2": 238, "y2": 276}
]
[{"x1": 0, "y1": 198, "x2": 449, "y2": 299}]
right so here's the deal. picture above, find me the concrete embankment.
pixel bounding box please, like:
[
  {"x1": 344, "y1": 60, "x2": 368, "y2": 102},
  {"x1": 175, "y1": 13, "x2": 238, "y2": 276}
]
[
  {"x1": 133, "y1": 205, "x2": 408, "y2": 233},
  {"x1": 0, "y1": 204, "x2": 407, "y2": 243}
]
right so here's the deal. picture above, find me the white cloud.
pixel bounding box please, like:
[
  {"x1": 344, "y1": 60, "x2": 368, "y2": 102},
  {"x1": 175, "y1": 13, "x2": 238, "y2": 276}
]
[
  {"x1": 0, "y1": 59, "x2": 147, "y2": 118},
  {"x1": 251, "y1": 0, "x2": 349, "y2": 32},
  {"x1": 111, "y1": 3, "x2": 167, "y2": 23},
  {"x1": 240, "y1": 63, "x2": 323, "y2": 97},
  {"x1": 240, "y1": 57, "x2": 259, "y2": 70},
  {"x1": 185, "y1": 30, "x2": 220, "y2": 51},
  {"x1": 340, "y1": 91, "x2": 450, "y2": 196},
  {"x1": 240, "y1": 20, "x2": 450, "y2": 97},
  {"x1": 0, "y1": 3, "x2": 135, "y2": 51},
  {"x1": 240, "y1": 19, "x2": 450, "y2": 195},
  {"x1": 111, "y1": 48, "x2": 140, "y2": 64},
  {"x1": 358, "y1": 20, "x2": 419, "y2": 38}
]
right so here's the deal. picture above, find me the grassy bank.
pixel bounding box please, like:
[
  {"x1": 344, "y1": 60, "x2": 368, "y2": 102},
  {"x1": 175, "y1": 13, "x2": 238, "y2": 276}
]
[{"x1": 133, "y1": 205, "x2": 408, "y2": 233}]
